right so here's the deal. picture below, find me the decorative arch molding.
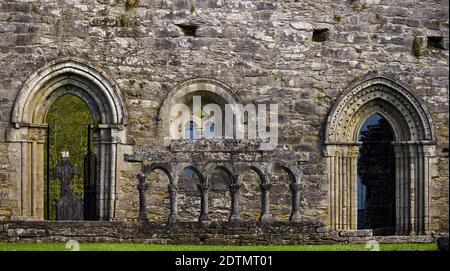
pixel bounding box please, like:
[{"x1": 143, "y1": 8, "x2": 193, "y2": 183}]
[
  {"x1": 324, "y1": 76, "x2": 437, "y2": 235},
  {"x1": 12, "y1": 57, "x2": 127, "y2": 127},
  {"x1": 325, "y1": 76, "x2": 434, "y2": 142},
  {"x1": 157, "y1": 78, "x2": 242, "y2": 144},
  {"x1": 6, "y1": 58, "x2": 129, "y2": 221}
]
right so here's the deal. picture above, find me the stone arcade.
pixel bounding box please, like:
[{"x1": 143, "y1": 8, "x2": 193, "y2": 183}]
[{"x1": 0, "y1": 0, "x2": 448, "y2": 244}]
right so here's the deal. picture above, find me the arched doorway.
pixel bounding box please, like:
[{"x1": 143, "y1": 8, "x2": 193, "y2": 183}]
[
  {"x1": 7, "y1": 58, "x2": 128, "y2": 220},
  {"x1": 324, "y1": 77, "x2": 436, "y2": 235},
  {"x1": 357, "y1": 113, "x2": 395, "y2": 235}
]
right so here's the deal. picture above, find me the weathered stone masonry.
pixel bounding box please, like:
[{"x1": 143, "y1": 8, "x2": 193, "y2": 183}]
[{"x1": 0, "y1": 0, "x2": 448, "y2": 242}]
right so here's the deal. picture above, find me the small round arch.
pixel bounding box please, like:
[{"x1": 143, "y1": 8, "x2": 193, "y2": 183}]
[
  {"x1": 176, "y1": 164, "x2": 205, "y2": 184},
  {"x1": 273, "y1": 164, "x2": 300, "y2": 184},
  {"x1": 237, "y1": 165, "x2": 267, "y2": 184},
  {"x1": 157, "y1": 78, "x2": 242, "y2": 139},
  {"x1": 205, "y1": 163, "x2": 236, "y2": 185},
  {"x1": 145, "y1": 163, "x2": 174, "y2": 184}
]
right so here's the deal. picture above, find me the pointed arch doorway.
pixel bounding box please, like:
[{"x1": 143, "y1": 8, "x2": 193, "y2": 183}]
[
  {"x1": 324, "y1": 77, "x2": 437, "y2": 235},
  {"x1": 7, "y1": 58, "x2": 128, "y2": 221},
  {"x1": 44, "y1": 93, "x2": 98, "y2": 221}
]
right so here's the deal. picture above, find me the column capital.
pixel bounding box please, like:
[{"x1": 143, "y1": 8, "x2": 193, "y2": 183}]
[
  {"x1": 323, "y1": 143, "x2": 360, "y2": 157},
  {"x1": 6, "y1": 126, "x2": 47, "y2": 143},
  {"x1": 289, "y1": 183, "x2": 301, "y2": 192},
  {"x1": 260, "y1": 183, "x2": 272, "y2": 192},
  {"x1": 137, "y1": 173, "x2": 148, "y2": 191},
  {"x1": 168, "y1": 183, "x2": 178, "y2": 192},
  {"x1": 196, "y1": 183, "x2": 211, "y2": 194},
  {"x1": 228, "y1": 183, "x2": 241, "y2": 193}
]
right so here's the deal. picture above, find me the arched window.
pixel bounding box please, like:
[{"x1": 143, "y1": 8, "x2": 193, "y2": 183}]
[
  {"x1": 203, "y1": 122, "x2": 216, "y2": 139},
  {"x1": 357, "y1": 113, "x2": 395, "y2": 235},
  {"x1": 159, "y1": 78, "x2": 240, "y2": 143}
]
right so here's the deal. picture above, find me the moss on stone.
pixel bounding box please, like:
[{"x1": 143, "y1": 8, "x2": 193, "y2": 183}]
[
  {"x1": 125, "y1": 0, "x2": 136, "y2": 11},
  {"x1": 31, "y1": 4, "x2": 39, "y2": 14},
  {"x1": 190, "y1": 1, "x2": 197, "y2": 13},
  {"x1": 413, "y1": 36, "x2": 423, "y2": 58},
  {"x1": 120, "y1": 14, "x2": 131, "y2": 27}
]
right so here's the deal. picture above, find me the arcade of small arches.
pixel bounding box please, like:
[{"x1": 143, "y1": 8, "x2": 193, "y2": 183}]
[
  {"x1": 5, "y1": 58, "x2": 437, "y2": 237},
  {"x1": 135, "y1": 161, "x2": 302, "y2": 223}
]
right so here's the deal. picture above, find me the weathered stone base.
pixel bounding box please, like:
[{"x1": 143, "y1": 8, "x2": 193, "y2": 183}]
[{"x1": 0, "y1": 221, "x2": 436, "y2": 245}]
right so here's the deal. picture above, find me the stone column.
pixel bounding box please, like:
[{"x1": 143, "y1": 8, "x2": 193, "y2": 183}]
[
  {"x1": 228, "y1": 183, "x2": 241, "y2": 221},
  {"x1": 168, "y1": 183, "x2": 178, "y2": 223},
  {"x1": 324, "y1": 143, "x2": 360, "y2": 230},
  {"x1": 6, "y1": 126, "x2": 46, "y2": 220},
  {"x1": 92, "y1": 124, "x2": 127, "y2": 221},
  {"x1": 422, "y1": 143, "x2": 436, "y2": 235},
  {"x1": 289, "y1": 183, "x2": 301, "y2": 221},
  {"x1": 197, "y1": 183, "x2": 211, "y2": 223},
  {"x1": 259, "y1": 182, "x2": 272, "y2": 222},
  {"x1": 393, "y1": 141, "x2": 436, "y2": 236},
  {"x1": 137, "y1": 173, "x2": 148, "y2": 221}
]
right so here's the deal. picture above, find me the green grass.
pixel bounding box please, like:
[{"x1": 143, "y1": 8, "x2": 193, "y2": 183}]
[{"x1": 0, "y1": 242, "x2": 437, "y2": 251}]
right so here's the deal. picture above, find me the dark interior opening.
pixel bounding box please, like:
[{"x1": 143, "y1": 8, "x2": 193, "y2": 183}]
[
  {"x1": 312, "y1": 29, "x2": 329, "y2": 42},
  {"x1": 357, "y1": 113, "x2": 396, "y2": 235},
  {"x1": 427, "y1": 36, "x2": 444, "y2": 50},
  {"x1": 176, "y1": 24, "x2": 198, "y2": 37}
]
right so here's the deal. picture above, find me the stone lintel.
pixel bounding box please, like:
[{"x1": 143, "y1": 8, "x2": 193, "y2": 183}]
[
  {"x1": 125, "y1": 150, "x2": 309, "y2": 164},
  {"x1": 169, "y1": 139, "x2": 262, "y2": 152}
]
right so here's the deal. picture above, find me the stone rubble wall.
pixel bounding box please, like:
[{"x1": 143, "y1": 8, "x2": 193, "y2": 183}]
[
  {"x1": 0, "y1": 221, "x2": 436, "y2": 245},
  {"x1": 0, "y1": 0, "x2": 448, "y2": 234}
]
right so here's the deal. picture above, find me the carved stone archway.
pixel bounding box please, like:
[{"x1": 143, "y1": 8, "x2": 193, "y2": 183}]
[
  {"x1": 324, "y1": 77, "x2": 436, "y2": 235},
  {"x1": 7, "y1": 58, "x2": 128, "y2": 220}
]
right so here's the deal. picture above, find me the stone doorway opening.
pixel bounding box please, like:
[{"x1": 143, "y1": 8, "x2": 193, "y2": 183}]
[
  {"x1": 8, "y1": 58, "x2": 128, "y2": 220},
  {"x1": 357, "y1": 113, "x2": 396, "y2": 235},
  {"x1": 44, "y1": 94, "x2": 97, "y2": 221}
]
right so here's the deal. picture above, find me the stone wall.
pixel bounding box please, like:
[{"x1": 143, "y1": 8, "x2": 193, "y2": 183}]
[
  {"x1": 0, "y1": 0, "x2": 448, "y2": 235},
  {"x1": 0, "y1": 221, "x2": 437, "y2": 245}
]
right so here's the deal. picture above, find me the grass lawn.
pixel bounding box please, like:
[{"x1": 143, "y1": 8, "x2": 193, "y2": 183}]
[{"x1": 0, "y1": 242, "x2": 437, "y2": 251}]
